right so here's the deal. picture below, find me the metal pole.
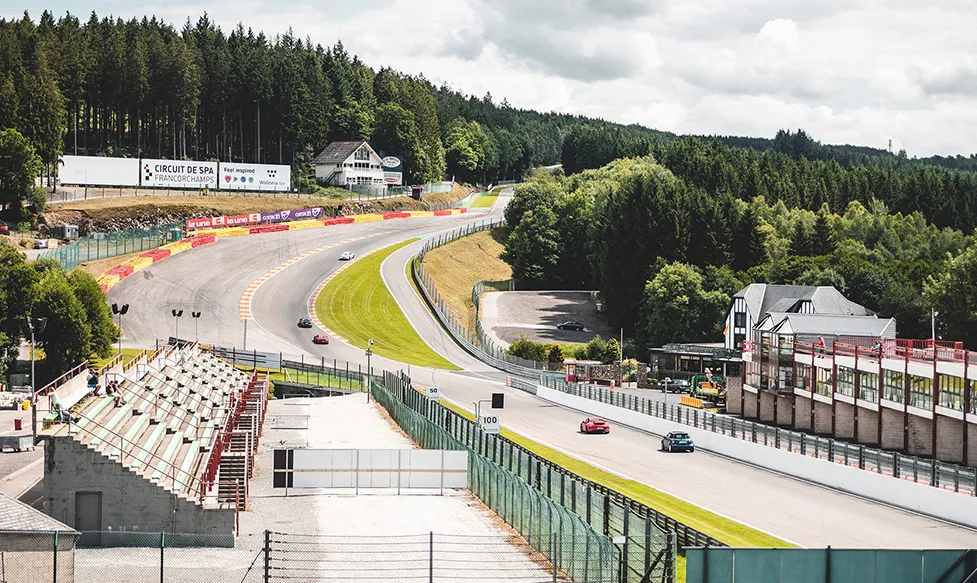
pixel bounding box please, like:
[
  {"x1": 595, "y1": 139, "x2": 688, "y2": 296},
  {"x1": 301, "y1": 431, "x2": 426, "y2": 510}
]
[
  {"x1": 243, "y1": 319, "x2": 248, "y2": 350},
  {"x1": 429, "y1": 531, "x2": 434, "y2": 583},
  {"x1": 159, "y1": 531, "x2": 165, "y2": 583},
  {"x1": 31, "y1": 329, "x2": 36, "y2": 444},
  {"x1": 263, "y1": 530, "x2": 271, "y2": 582},
  {"x1": 52, "y1": 531, "x2": 58, "y2": 583},
  {"x1": 552, "y1": 531, "x2": 558, "y2": 583}
]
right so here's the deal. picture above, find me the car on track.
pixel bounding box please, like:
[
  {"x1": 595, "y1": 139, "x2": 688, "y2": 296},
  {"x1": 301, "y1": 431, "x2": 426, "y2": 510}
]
[
  {"x1": 557, "y1": 320, "x2": 586, "y2": 331},
  {"x1": 660, "y1": 431, "x2": 694, "y2": 453},
  {"x1": 580, "y1": 417, "x2": 610, "y2": 434},
  {"x1": 312, "y1": 334, "x2": 330, "y2": 345},
  {"x1": 297, "y1": 317, "x2": 313, "y2": 328},
  {"x1": 339, "y1": 251, "x2": 355, "y2": 261}
]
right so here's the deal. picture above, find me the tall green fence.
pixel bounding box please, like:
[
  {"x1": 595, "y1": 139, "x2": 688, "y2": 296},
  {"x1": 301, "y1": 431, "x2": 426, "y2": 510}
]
[
  {"x1": 686, "y1": 547, "x2": 976, "y2": 583},
  {"x1": 373, "y1": 371, "x2": 677, "y2": 582},
  {"x1": 39, "y1": 222, "x2": 183, "y2": 270},
  {"x1": 371, "y1": 374, "x2": 621, "y2": 582}
]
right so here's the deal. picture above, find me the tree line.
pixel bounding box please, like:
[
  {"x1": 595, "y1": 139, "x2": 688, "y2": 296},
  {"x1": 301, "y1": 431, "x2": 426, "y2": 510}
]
[
  {"x1": 0, "y1": 10, "x2": 673, "y2": 192},
  {"x1": 0, "y1": 239, "x2": 118, "y2": 381},
  {"x1": 503, "y1": 159, "x2": 977, "y2": 353}
]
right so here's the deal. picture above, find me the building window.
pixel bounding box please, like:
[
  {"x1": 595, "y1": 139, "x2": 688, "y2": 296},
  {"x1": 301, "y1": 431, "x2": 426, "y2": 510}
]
[
  {"x1": 354, "y1": 148, "x2": 370, "y2": 161},
  {"x1": 909, "y1": 375, "x2": 932, "y2": 410},
  {"x1": 858, "y1": 371, "x2": 878, "y2": 402},
  {"x1": 746, "y1": 360, "x2": 761, "y2": 388},
  {"x1": 938, "y1": 374, "x2": 964, "y2": 410},
  {"x1": 734, "y1": 312, "x2": 746, "y2": 328},
  {"x1": 795, "y1": 363, "x2": 811, "y2": 391},
  {"x1": 882, "y1": 370, "x2": 904, "y2": 403},
  {"x1": 816, "y1": 366, "x2": 832, "y2": 396},
  {"x1": 733, "y1": 333, "x2": 745, "y2": 350},
  {"x1": 836, "y1": 366, "x2": 855, "y2": 397}
]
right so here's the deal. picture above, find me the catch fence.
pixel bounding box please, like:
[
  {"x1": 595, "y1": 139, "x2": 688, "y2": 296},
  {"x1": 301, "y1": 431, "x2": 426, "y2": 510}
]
[
  {"x1": 374, "y1": 372, "x2": 680, "y2": 583},
  {"x1": 38, "y1": 222, "x2": 183, "y2": 271},
  {"x1": 540, "y1": 377, "x2": 977, "y2": 496}
]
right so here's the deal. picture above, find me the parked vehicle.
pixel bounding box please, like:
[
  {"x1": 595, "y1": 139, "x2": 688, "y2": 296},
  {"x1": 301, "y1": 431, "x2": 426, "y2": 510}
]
[
  {"x1": 580, "y1": 417, "x2": 610, "y2": 434},
  {"x1": 33, "y1": 239, "x2": 48, "y2": 249},
  {"x1": 312, "y1": 334, "x2": 330, "y2": 345},
  {"x1": 557, "y1": 321, "x2": 586, "y2": 331},
  {"x1": 297, "y1": 317, "x2": 313, "y2": 328},
  {"x1": 661, "y1": 378, "x2": 690, "y2": 393},
  {"x1": 660, "y1": 431, "x2": 694, "y2": 453},
  {"x1": 339, "y1": 251, "x2": 355, "y2": 261}
]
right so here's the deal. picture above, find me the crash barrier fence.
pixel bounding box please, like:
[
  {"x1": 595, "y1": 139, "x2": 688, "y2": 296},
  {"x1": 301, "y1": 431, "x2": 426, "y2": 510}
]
[
  {"x1": 375, "y1": 371, "x2": 681, "y2": 583},
  {"x1": 0, "y1": 530, "x2": 261, "y2": 583},
  {"x1": 541, "y1": 377, "x2": 977, "y2": 497},
  {"x1": 685, "y1": 547, "x2": 977, "y2": 583},
  {"x1": 412, "y1": 220, "x2": 560, "y2": 378},
  {"x1": 37, "y1": 222, "x2": 183, "y2": 271},
  {"x1": 263, "y1": 531, "x2": 615, "y2": 583}
]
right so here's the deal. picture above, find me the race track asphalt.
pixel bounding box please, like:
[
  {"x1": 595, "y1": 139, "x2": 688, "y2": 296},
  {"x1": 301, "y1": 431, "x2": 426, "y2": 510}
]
[{"x1": 108, "y1": 189, "x2": 977, "y2": 549}]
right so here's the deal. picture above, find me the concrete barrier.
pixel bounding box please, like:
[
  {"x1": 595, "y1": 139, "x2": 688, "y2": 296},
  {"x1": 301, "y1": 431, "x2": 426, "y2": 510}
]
[{"x1": 536, "y1": 385, "x2": 977, "y2": 529}]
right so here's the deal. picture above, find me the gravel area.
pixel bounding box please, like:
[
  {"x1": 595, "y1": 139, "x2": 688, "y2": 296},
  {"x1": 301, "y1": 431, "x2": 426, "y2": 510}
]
[{"x1": 481, "y1": 291, "x2": 614, "y2": 346}]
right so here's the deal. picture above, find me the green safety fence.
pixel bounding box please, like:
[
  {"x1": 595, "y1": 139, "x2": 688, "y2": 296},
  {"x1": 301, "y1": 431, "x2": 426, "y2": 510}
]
[
  {"x1": 39, "y1": 222, "x2": 183, "y2": 271},
  {"x1": 373, "y1": 371, "x2": 677, "y2": 583},
  {"x1": 685, "y1": 547, "x2": 976, "y2": 583},
  {"x1": 370, "y1": 374, "x2": 622, "y2": 582}
]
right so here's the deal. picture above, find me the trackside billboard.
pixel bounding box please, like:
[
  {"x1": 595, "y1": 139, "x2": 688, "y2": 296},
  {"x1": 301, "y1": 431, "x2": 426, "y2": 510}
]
[
  {"x1": 186, "y1": 207, "x2": 324, "y2": 230},
  {"x1": 60, "y1": 155, "x2": 140, "y2": 187},
  {"x1": 379, "y1": 153, "x2": 403, "y2": 185},
  {"x1": 141, "y1": 159, "x2": 218, "y2": 189},
  {"x1": 219, "y1": 162, "x2": 291, "y2": 192}
]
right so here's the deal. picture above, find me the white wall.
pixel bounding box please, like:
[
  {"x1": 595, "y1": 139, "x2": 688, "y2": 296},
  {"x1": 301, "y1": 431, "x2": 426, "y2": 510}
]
[
  {"x1": 60, "y1": 155, "x2": 140, "y2": 187},
  {"x1": 218, "y1": 162, "x2": 290, "y2": 191},
  {"x1": 536, "y1": 385, "x2": 977, "y2": 529}
]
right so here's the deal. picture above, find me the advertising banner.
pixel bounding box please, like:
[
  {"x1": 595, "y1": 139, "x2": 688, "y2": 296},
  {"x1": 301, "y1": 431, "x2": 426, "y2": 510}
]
[
  {"x1": 60, "y1": 155, "x2": 141, "y2": 187},
  {"x1": 379, "y1": 153, "x2": 403, "y2": 185},
  {"x1": 259, "y1": 207, "x2": 324, "y2": 223},
  {"x1": 219, "y1": 162, "x2": 291, "y2": 192},
  {"x1": 186, "y1": 207, "x2": 324, "y2": 230},
  {"x1": 141, "y1": 159, "x2": 218, "y2": 189}
]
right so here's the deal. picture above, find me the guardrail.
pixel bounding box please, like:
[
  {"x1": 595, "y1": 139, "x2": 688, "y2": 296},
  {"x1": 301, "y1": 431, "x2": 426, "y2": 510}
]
[
  {"x1": 541, "y1": 377, "x2": 977, "y2": 496},
  {"x1": 411, "y1": 220, "x2": 558, "y2": 379},
  {"x1": 36, "y1": 361, "x2": 88, "y2": 397}
]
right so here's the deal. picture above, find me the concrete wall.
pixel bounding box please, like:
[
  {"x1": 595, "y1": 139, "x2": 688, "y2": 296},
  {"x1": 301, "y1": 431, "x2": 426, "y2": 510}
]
[
  {"x1": 743, "y1": 390, "x2": 758, "y2": 419},
  {"x1": 43, "y1": 437, "x2": 234, "y2": 544},
  {"x1": 856, "y1": 407, "x2": 879, "y2": 447},
  {"x1": 814, "y1": 400, "x2": 833, "y2": 434},
  {"x1": 881, "y1": 408, "x2": 905, "y2": 450},
  {"x1": 907, "y1": 415, "x2": 933, "y2": 457},
  {"x1": 794, "y1": 396, "x2": 812, "y2": 431},
  {"x1": 0, "y1": 533, "x2": 76, "y2": 582},
  {"x1": 536, "y1": 385, "x2": 977, "y2": 529},
  {"x1": 758, "y1": 391, "x2": 775, "y2": 424},
  {"x1": 936, "y1": 416, "x2": 965, "y2": 463},
  {"x1": 726, "y1": 382, "x2": 743, "y2": 415},
  {"x1": 835, "y1": 401, "x2": 855, "y2": 440},
  {"x1": 775, "y1": 394, "x2": 793, "y2": 426},
  {"x1": 49, "y1": 367, "x2": 92, "y2": 411}
]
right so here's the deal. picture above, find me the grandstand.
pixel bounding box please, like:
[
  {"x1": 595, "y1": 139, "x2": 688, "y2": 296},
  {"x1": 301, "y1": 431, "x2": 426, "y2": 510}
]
[{"x1": 38, "y1": 343, "x2": 266, "y2": 544}]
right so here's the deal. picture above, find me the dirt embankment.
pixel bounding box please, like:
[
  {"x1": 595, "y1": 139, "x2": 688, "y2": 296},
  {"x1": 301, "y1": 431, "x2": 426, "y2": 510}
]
[{"x1": 40, "y1": 183, "x2": 475, "y2": 235}]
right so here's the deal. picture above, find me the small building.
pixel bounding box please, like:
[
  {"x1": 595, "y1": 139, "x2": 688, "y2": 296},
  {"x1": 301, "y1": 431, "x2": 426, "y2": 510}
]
[
  {"x1": 0, "y1": 492, "x2": 80, "y2": 582},
  {"x1": 724, "y1": 284, "x2": 875, "y2": 350},
  {"x1": 313, "y1": 141, "x2": 386, "y2": 187},
  {"x1": 564, "y1": 359, "x2": 620, "y2": 384}
]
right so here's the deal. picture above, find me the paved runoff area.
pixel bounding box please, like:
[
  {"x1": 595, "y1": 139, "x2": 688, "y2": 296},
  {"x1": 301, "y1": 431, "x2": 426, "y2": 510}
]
[
  {"x1": 79, "y1": 393, "x2": 553, "y2": 582},
  {"x1": 480, "y1": 291, "x2": 615, "y2": 347}
]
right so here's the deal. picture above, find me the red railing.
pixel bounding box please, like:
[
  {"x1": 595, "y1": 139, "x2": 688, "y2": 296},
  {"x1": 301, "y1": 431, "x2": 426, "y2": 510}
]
[
  {"x1": 122, "y1": 350, "x2": 148, "y2": 372},
  {"x1": 199, "y1": 371, "x2": 259, "y2": 501},
  {"x1": 36, "y1": 361, "x2": 88, "y2": 397},
  {"x1": 793, "y1": 338, "x2": 971, "y2": 365}
]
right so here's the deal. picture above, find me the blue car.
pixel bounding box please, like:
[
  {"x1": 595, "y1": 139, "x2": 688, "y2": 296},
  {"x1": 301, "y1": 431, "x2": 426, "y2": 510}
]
[{"x1": 661, "y1": 431, "x2": 694, "y2": 453}]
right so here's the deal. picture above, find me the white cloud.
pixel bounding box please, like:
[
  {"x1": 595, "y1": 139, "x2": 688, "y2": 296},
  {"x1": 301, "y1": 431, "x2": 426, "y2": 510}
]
[{"x1": 7, "y1": 0, "x2": 977, "y2": 156}]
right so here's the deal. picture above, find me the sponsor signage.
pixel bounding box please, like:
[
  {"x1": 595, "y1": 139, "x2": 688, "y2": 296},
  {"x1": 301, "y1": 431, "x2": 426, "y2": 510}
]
[
  {"x1": 185, "y1": 207, "x2": 324, "y2": 230},
  {"x1": 141, "y1": 159, "x2": 218, "y2": 188},
  {"x1": 60, "y1": 155, "x2": 141, "y2": 187},
  {"x1": 219, "y1": 162, "x2": 291, "y2": 192},
  {"x1": 425, "y1": 386, "x2": 440, "y2": 401},
  {"x1": 479, "y1": 415, "x2": 500, "y2": 435},
  {"x1": 379, "y1": 152, "x2": 403, "y2": 186}
]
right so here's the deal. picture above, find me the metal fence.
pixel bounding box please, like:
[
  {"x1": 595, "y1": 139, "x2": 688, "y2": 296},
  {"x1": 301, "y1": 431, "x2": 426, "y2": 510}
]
[
  {"x1": 0, "y1": 530, "x2": 263, "y2": 583},
  {"x1": 541, "y1": 377, "x2": 977, "y2": 496},
  {"x1": 413, "y1": 221, "x2": 558, "y2": 377},
  {"x1": 371, "y1": 373, "x2": 631, "y2": 583},
  {"x1": 37, "y1": 222, "x2": 183, "y2": 271},
  {"x1": 685, "y1": 547, "x2": 977, "y2": 583},
  {"x1": 374, "y1": 371, "x2": 681, "y2": 583}
]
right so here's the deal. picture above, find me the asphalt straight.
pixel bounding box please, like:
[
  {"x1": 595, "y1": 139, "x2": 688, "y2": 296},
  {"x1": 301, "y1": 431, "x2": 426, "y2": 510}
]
[{"x1": 109, "y1": 189, "x2": 977, "y2": 549}]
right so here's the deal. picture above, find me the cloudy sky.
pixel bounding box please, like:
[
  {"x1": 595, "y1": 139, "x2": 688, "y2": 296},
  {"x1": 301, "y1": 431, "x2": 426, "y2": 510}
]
[{"x1": 9, "y1": 0, "x2": 977, "y2": 157}]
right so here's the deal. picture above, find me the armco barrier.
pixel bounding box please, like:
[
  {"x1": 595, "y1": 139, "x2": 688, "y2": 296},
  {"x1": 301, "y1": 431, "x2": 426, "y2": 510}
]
[{"x1": 535, "y1": 384, "x2": 977, "y2": 529}]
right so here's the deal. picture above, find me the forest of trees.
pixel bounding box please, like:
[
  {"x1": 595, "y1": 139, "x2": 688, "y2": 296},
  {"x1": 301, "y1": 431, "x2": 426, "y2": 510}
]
[
  {"x1": 503, "y1": 159, "x2": 977, "y2": 352},
  {"x1": 0, "y1": 10, "x2": 673, "y2": 192}
]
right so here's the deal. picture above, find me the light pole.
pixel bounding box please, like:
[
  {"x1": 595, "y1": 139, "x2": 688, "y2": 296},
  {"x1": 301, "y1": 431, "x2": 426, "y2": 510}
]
[
  {"x1": 366, "y1": 339, "x2": 374, "y2": 402},
  {"x1": 931, "y1": 310, "x2": 939, "y2": 343},
  {"x1": 112, "y1": 303, "x2": 129, "y2": 357},
  {"x1": 171, "y1": 309, "x2": 183, "y2": 341},
  {"x1": 24, "y1": 317, "x2": 48, "y2": 444},
  {"x1": 191, "y1": 311, "x2": 201, "y2": 340},
  {"x1": 242, "y1": 319, "x2": 248, "y2": 350}
]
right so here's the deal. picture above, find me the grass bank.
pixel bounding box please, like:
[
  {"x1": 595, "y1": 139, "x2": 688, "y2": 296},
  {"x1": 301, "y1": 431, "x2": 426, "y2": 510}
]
[
  {"x1": 470, "y1": 191, "x2": 500, "y2": 208},
  {"x1": 421, "y1": 228, "x2": 511, "y2": 331},
  {"x1": 315, "y1": 240, "x2": 460, "y2": 370}
]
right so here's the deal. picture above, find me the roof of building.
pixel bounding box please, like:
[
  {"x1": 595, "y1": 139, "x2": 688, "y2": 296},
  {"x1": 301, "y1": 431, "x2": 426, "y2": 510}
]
[
  {"x1": 0, "y1": 493, "x2": 78, "y2": 533},
  {"x1": 312, "y1": 141, "x2": 368, "y2": 165},
  {"x1": 765, "y1": 313, "x2": 895, "y2": 337},
  {"x1": 734, "y1": 284, "x2": 874, "y2": 319}
]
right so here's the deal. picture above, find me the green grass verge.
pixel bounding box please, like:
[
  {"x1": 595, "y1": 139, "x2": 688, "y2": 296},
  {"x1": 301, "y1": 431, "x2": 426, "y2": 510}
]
[
  {"x1": 315, "y1": 239, "x2": 461, "y2": 371},
  {"x1": 88, "y1": 347, "x2": 145, "y2": 370},
  {"x1": 470, "y1": 192, "x2": 500, "y2": 208},
  {"x1": 436, "y1": 396, "x2": 791, "y2": 550}
]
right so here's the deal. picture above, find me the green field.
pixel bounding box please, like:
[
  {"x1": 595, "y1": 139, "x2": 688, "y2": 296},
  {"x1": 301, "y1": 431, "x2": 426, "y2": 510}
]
[
  {"x1": 314, "y1": 240, "x2": 461, "y2": 370},
  {"x1": 470, "y1": 192, "x2": 499, "y2": 208}
]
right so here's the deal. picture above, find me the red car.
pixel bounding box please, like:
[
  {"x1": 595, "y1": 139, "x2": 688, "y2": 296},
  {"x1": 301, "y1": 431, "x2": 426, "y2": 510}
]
[
  {"x1": 580, "y1": 417, "x2": 610, "y2": 434},
  {"x1": 312, "y1": 334, "x2": 330, "y2": 345}
]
